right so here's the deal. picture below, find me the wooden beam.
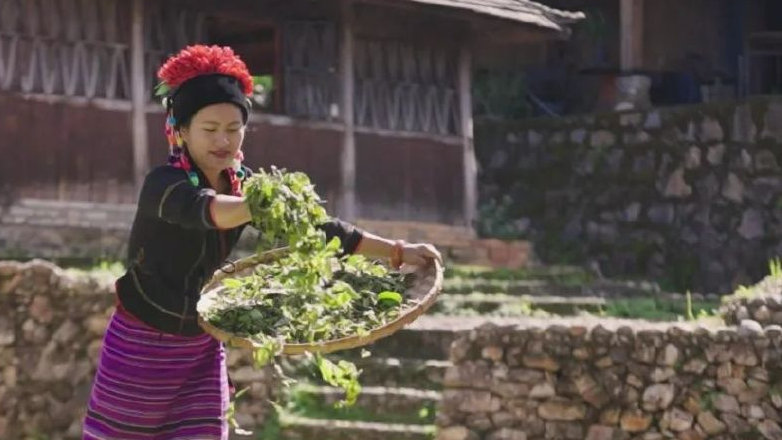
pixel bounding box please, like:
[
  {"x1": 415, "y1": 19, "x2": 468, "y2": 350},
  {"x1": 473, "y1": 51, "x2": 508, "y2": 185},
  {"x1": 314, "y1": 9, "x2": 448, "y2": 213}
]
[
  {"x1": 620, "y1": 0, "x2": 644, "y2": 70},
  {"x1": 458, "y1": 44, "x2": 476, "y2": 229},
  {"x1": 472, "y1": 24, "x2": 563, "y2": 45},
  {"x1": 131, "y1": 0, "x2": 149, "y2": 192},
  {"x1": 632, "y1": 0, "x2": 645, "y2": 68},
  {"x1": 339, "y1": 0, "x2": 357, "y2": 221},
  {"x1": 248, "y1": 112, "x2": 462, "y2": 145}
]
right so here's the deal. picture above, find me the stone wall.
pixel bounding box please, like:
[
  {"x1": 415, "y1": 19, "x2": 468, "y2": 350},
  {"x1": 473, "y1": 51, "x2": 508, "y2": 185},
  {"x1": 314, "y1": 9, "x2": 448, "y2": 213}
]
[
  {"x1": 0, "y1": 259, "x2": 277, "y2": 440},
  {"x1": 0, "y1": 198, "x2": 136, "y2": 261},
  {"x1": 436, "y1": 319, "x2": 782, "y2": 440},
  {"x1": 476, "y1": 96, "x2": 782, "y2": 293}
]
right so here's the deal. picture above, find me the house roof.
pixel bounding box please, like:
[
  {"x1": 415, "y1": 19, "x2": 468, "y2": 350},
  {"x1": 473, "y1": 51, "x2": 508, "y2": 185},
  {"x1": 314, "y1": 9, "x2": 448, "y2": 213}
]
[{"x1": 402, "y1": 0, "x2": 585, "y2": 32}]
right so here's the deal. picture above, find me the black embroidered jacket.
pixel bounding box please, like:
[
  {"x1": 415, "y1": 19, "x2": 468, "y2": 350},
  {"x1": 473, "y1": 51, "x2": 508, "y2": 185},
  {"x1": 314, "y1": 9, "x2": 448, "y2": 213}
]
[{"x1": 115, "y1": 164, "x2": 363, "y2": 336}]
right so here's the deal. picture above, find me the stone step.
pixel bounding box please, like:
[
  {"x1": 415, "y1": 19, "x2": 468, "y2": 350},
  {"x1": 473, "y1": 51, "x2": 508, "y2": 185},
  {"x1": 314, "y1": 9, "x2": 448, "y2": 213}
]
[
  {"x1": 304, "y1": 316, "x2": 554, "y2": 361},
  {"x1": 440, "y1": 293, "x2": 608, "y2": 306},
  {"x1": 354, "y1": 315, "x2": 562, "y2": 360},
  {"x1": 289, "y1": 384, "x2": 440, "y2": 424},
  {"x1": 356, "y1": 358, "x2": 450, "y2": 389},
  {"x1": 431, "y1": 294, "x2": 606, "y2": 316},
  {"x1": 444, "y1": 264, "x2": 589, "y2": 281},
  {"x1": 342, "y1": 326, "x2": 459, "y2": 361},
  {"x1": 283, "y1": 356, "x2": 450, "y2": 390},
  {"x1": 279, "y1": 415, "x2": 435, "y2": 440},
  {"x1": 442, "y1": 278, "x2": 665, "y2": 297}
]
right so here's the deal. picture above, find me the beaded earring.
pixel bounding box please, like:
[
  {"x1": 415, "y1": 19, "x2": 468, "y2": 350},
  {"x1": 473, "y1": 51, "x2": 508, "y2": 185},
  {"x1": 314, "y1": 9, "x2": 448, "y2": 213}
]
[
  {"x1": 164, "y1": 111, "x2": 199, "y2": 187},
  {"x1": 228, "y1": 150, "x2": 245, "y2": 196}
]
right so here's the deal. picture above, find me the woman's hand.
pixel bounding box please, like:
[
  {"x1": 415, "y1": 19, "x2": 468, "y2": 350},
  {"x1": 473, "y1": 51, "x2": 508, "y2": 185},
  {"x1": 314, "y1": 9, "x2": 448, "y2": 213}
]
[
  {"x1": 354, "y1": 232, "x2": 443, "y2": 268},
  {"x1": 401, "y1": 242, "x2": 442, "y2": 267}
]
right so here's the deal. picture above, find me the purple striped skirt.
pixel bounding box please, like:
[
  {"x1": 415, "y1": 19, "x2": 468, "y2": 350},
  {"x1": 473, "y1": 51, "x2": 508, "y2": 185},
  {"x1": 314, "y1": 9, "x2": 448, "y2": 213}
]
[{"x1": 82, "y1": 305, "x2": 229, "y2": 439}]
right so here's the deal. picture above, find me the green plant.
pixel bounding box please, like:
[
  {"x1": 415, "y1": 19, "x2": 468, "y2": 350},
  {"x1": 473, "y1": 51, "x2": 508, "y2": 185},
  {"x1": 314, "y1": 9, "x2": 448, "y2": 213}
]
[
  {"x1": 601, "y1": 297, "x2": 720, "y2": 322},
  {"x1": 699, "y1": 391, "x2": 715, "y2": 412},
  {"x1": 476, "y1": 196, "x2": 528, "y2": 240},
  {"x1": 770, "y1": 257, "x2": 782, "y2": 279},
  {"x1": 722, "y1": 257, "x2": 782, "y2": 305},
  {"x1": 227, "y1": 387, "x2": 253, "y2": 436},
  {"x1": 251, "y1": 75, "x2": 275, "y2": 109},
  {"x1": 283, "y1": 383, "x2": 436, "y2": 425},
  {"x1": 473, "y1": 69, "x2": 531, "y2": 120},
  {"x1": 729, "y1": 284, "x2": 755, "y2": 301},
  {"x1": 255, "y1": 403, "x2": 283, "y2": 440},
  {"x1": 62, "y1": 259, "x2": 126, "y2": 277},
  {"x1": 685, "y1": 290, "x2": 695, "y2": 321},
  {"x1": 494, "y1": 298, "x2": 538, "y2": 317}
]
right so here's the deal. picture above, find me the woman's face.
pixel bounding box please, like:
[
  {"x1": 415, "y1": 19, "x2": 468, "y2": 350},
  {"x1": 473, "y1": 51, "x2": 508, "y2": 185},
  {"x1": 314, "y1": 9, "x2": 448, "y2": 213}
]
[{"x1": 180, "y1": 103, "x2": 245, "y2": 177}]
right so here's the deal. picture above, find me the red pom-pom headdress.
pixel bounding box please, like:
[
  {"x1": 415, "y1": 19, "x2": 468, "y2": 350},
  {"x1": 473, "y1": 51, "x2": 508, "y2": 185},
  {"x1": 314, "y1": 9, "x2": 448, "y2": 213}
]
[
  {"x1": 156, "y1": 45, "x2": 254, "y2": 196},
  {"x1": 157, "y1": 45, "x2": 254, "y2": 96}
]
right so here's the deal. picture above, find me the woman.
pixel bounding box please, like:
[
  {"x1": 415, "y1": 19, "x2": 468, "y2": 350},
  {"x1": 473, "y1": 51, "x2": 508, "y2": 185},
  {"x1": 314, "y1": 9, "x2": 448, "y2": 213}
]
[{"x1": 82, "y1": 45, "x2": 441, "y2": 439}]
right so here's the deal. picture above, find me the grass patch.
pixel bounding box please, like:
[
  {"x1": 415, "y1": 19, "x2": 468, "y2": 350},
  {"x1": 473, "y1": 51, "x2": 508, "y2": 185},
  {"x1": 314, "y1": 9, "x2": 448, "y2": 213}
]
[
  {"x1": 431, "y1": 293, "x2": 611, "y2": 317},
  {"x1": 254, "y1": 404, "x2": 282, "y2": 440},
  {"x1": 281, "y1": 383, "x2": 436, "y2": 425},
  {"x1": 53, "y1": 258, "x2": 126, "y2": 279},
  {"x1": 431, "y1": 291, "x2": 721, "y2": 322},
  {"x1": 431, "y1": 295, "x2": 543, "y2": 317},
  {"x1": 599, "y1": 296, "x2": 720, "y2": 322}
]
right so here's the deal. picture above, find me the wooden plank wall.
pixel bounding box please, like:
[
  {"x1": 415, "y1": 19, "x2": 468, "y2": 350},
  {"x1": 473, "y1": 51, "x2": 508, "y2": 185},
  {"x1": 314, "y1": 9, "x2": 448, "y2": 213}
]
[
  {"x1": 0, "y1": 92, "x2": 462, "y2": 224},
  {"x1": 0, "y1": 94, "x2": 136, "y2": 203},
  {"x1": 355, "y1": 132, "x2": 464, "y2": 224}
]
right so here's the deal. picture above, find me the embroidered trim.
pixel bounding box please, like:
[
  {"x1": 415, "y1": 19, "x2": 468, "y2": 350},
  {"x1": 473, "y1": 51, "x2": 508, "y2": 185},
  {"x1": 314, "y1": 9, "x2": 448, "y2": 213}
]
[
  {"x1": 158, "y1": 179, "x2": 189, "y2": 218},
  {"x1": 129, "y1": 265, "x2": 186, "y2": 319}
]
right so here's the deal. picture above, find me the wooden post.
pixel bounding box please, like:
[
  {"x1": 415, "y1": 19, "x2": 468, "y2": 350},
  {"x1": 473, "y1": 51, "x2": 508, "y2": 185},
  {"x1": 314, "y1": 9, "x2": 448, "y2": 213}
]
[
  {"x1": 620, "y1": 0, "x2": 644, "y2": 70},
  {"x1": 458, "y1": 44, "x2": 476, "y2": 229},
  {"x1": 339, "y1": 0, "x2": 356, "y2": 221},
  {"x1": 131, "y1": 0, "x2": 149, "y2": 192}
]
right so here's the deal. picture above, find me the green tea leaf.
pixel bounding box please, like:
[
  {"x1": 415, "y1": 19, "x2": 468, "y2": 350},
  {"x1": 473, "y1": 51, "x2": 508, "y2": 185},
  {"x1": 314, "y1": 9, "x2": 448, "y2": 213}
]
[
  {"x1": 222, "y1": 278, "x2": 244, "y2": 289},
  {"x1": 377, "y1": 291, "x2": 403, "y2": 305}
]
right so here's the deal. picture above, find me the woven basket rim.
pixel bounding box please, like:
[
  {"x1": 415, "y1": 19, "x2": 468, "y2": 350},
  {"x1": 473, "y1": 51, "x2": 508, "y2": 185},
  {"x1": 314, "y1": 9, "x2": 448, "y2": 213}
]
[{"x1": 197, "y1": 248, "x2": 443, "y2": 355}]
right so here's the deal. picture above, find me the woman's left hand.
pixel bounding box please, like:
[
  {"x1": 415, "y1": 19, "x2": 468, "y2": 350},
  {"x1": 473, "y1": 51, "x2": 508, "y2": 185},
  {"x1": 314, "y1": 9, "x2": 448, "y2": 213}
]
[{"x1": 401, "y1": 242, "x2": 442, "y2": 267}]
